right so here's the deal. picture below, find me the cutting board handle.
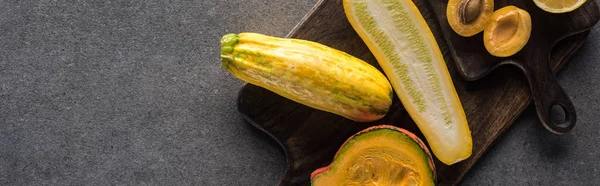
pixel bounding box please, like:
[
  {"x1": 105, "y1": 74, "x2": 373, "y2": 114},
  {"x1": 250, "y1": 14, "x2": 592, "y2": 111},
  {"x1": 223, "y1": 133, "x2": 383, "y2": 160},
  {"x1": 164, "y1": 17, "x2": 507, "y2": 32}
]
[{"x1": 522, "y1": 48, "x2": 577, "y2": 134}]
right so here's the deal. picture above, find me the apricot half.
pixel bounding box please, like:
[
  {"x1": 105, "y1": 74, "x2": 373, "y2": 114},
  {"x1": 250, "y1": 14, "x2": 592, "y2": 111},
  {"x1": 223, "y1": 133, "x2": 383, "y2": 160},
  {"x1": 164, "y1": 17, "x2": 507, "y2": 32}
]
[
  {"x1": 484, "y1": 6, "x2": 532, "y2": 57},
  {"x1": 447, "y1": 0, "x2": 494, "y2": 37}
]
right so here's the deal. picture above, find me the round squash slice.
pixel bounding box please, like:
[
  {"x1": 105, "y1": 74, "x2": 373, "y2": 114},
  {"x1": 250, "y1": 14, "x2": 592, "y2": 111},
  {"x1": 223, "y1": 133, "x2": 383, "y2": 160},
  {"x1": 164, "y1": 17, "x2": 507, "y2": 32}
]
[{"x1": 311, "y1": 125, "x2": 435, "y2": 186}]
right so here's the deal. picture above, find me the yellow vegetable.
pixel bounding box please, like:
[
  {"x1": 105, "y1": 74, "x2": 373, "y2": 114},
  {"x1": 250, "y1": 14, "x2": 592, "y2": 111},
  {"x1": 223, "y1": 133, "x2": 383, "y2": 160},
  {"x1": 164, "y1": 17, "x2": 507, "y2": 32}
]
[
  {"x1": 311, "y1": 125, "x2": 436, "y2": 186},
  {"x1": 344, "y1": 0, "x2": 472, "y2": 165},
  {"x1": 221, "y1": 33, "x2": 393, "y2": 122}
]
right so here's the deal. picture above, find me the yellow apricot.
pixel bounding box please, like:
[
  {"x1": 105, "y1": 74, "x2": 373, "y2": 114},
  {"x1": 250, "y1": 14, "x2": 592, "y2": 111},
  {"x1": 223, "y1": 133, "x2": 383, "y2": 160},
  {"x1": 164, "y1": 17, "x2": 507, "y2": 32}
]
[
  {"x1": 447, "y1": 0, "x2": 494, "y2": 37},
  {"x1": 483, "y1": 6, "x2": 531, "y2": 57}
]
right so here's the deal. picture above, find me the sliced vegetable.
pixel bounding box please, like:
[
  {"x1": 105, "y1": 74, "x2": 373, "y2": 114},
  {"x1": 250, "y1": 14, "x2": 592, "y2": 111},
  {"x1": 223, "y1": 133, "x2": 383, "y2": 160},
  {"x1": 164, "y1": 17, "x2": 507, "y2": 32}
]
[
  {"x1": 311, "y1": 125, "x2": 436, "y2": 186},
  {"x1": 343, "y1": 0, "x2": 472, "y2": 165}
]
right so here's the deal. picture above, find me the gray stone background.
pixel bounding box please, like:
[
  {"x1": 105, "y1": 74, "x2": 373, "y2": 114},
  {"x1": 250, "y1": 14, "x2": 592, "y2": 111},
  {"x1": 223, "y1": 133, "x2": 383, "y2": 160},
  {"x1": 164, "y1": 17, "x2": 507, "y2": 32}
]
[{"x1": 1, "y1": 0, "x2": 599, "y2": 185}]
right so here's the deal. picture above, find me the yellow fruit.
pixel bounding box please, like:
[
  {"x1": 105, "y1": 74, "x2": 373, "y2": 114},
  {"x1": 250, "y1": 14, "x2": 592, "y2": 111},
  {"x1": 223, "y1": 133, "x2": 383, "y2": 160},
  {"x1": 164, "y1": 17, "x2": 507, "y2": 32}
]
[
  {"x1": 447, "y1": 0, "x2": 495, "y2": 37},
  {"x1": 343, "y1": 0, "x2": 473, "y2": 165},
  {"x1": 484, "y1": 6, "x2": 532, "y2": 57},
  {"x1": 534, "y1": 0, "x2": 587, "y2": 13},
  {"x1": 220, "y1": 33, "x2": 393, "y2": 122}
]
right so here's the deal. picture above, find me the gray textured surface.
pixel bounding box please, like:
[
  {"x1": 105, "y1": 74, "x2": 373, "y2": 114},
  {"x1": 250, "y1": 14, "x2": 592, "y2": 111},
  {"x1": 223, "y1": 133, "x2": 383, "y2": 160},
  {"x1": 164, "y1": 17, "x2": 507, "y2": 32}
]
[{"x1": 0, "y1": 0, "x2": 598, "y2": 185}]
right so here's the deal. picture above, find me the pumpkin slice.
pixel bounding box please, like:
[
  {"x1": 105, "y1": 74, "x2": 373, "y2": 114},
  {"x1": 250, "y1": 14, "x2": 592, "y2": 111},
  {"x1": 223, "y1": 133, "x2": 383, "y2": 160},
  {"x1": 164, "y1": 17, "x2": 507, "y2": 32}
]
[
  {"x1": 311, "y1": 125, "x2": 436, "y2": 186},
  {"x1": 343, "y1": 0, "x2": 472, "y2": 165}
]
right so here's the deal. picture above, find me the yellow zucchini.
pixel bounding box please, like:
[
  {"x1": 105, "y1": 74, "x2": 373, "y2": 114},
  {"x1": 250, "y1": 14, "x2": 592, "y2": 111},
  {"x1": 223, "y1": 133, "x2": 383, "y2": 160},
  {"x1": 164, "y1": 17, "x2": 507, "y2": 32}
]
[
  {"x1": 344, "y1": 0, "x2": 472, "y2": 165},
  {"x1": 221, "y1": 33, "x2": 393, "y2": 122}
]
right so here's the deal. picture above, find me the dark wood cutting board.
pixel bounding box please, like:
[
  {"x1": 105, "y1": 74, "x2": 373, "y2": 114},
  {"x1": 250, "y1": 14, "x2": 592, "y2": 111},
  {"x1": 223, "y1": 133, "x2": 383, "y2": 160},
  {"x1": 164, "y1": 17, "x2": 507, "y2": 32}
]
[
  {"x1": 434, "y1": 0, "x2": 600, "y2": 134},
  {"x1": 236, "y1": 0, "x2": 599, "y2": 185}
]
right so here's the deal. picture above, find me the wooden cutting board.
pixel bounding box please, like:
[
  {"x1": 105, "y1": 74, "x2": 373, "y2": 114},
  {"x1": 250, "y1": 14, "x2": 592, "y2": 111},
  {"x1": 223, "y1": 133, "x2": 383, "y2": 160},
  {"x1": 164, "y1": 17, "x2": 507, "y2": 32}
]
[{"x1": 236, "y1": 0, "x2": 599, "y2": 185}]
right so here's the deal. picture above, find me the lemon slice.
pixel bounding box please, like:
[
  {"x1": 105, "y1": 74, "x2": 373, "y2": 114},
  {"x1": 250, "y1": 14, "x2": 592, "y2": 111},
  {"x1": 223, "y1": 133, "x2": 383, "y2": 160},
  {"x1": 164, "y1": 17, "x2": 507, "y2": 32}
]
[
  {"x1": 533, "y1": 0, "x2": 587, "y2": 13},
  {"x1": 343, "y1": 0, "x2": 472, "y2": 165}
]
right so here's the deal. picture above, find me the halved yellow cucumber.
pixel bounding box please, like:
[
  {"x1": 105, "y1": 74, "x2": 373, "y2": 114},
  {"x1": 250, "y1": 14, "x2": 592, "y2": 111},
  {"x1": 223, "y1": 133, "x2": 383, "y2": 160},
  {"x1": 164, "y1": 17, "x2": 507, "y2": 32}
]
[{"x1": 343, "y1": 0, "x2": 472, "y2": 165}]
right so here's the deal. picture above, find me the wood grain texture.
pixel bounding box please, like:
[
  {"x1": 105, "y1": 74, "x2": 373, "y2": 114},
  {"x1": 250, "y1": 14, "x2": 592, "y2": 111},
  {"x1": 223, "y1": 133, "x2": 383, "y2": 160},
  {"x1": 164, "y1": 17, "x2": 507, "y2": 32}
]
[
  {"x1": 434, "y1": 0, "x2": 600, "y2": 134},
  {"x1": 237, "y1": 0, "x2": 599, "y2": 185}
]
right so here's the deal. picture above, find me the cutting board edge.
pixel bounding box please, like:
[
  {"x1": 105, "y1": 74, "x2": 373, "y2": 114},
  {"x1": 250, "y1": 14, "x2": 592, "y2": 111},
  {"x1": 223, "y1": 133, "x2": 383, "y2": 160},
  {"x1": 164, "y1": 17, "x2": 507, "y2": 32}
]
[
  {"x1": 236, "y1": 96, "x2": 292, "y2": 185},
  {"x1": 450, "y1": 30, "x2": 591, "y2": 185},
  {"x1": 234, "y1": 0, "x2": 595, "y2": 184},
  {"x1": 286, "y1": 0, "x2": 326, "y2": 38}
]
